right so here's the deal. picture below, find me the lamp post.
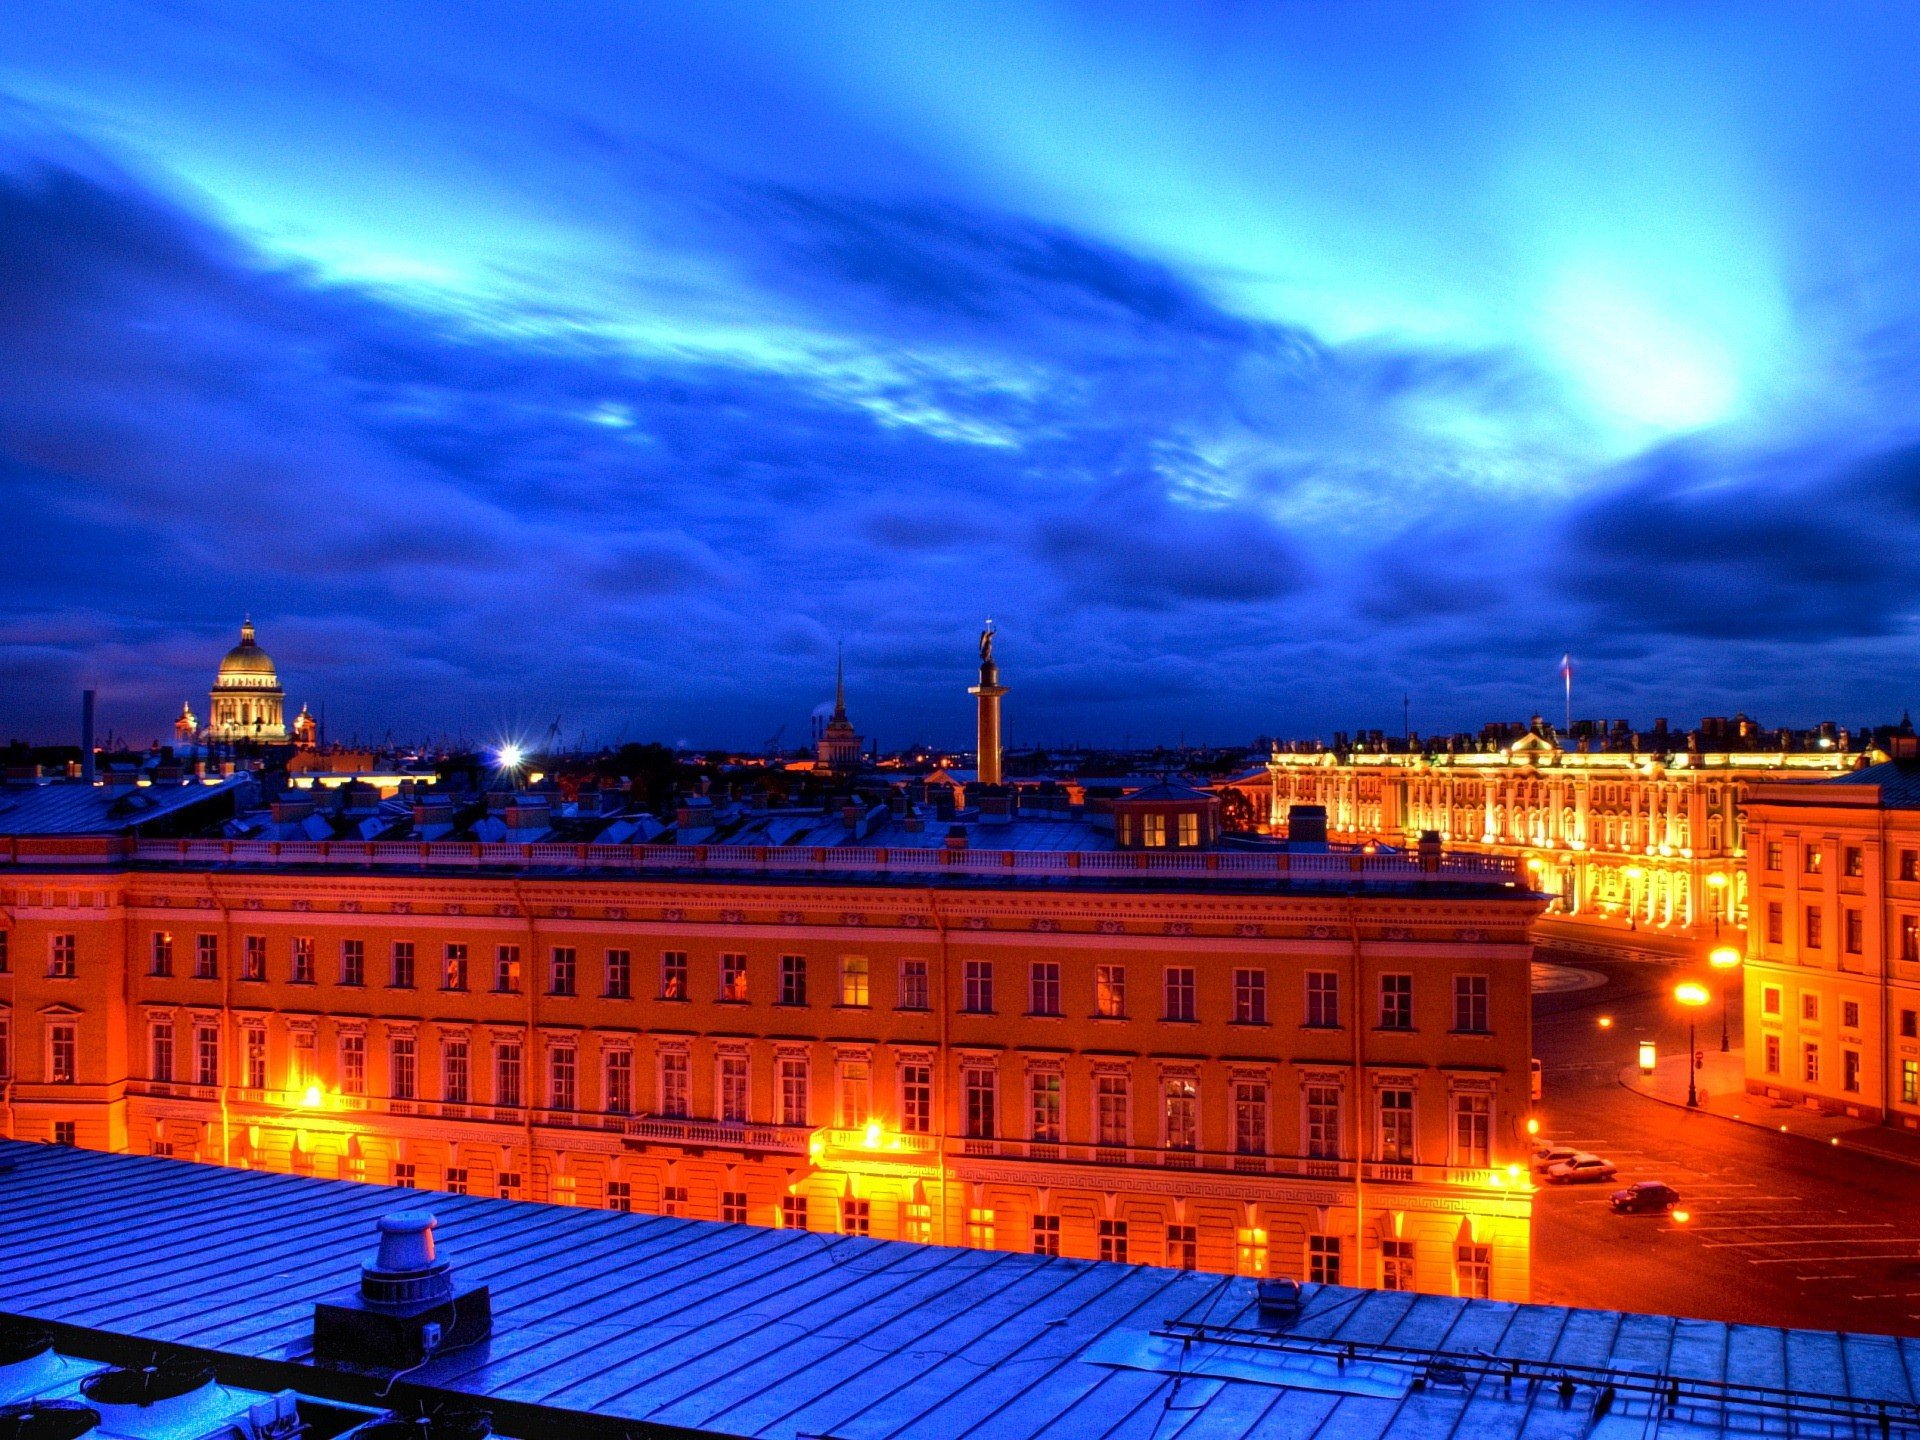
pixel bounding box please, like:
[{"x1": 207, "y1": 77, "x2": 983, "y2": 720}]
[
  {"x1": 1675, "y1": 982, "x2": 1710, "y2": 1107},
  {"x1": 1708, "y1": 946, "x2": 1741, "y2": 1053},
  {"x1": 1705, "y1": 871, "x2": 1729, "y2": 937}
]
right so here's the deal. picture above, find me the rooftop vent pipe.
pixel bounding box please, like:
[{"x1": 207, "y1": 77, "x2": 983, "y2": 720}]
[{"x1": 314, "y1": 1212, "x2": 492, "y2": 1370}]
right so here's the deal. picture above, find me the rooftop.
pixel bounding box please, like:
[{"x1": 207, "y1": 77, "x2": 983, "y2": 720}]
[
  {"x1": 2, "y1": 1142, "x2": 1915, "y2": 1440},
  {"x1": 0, "y1": 772, "x2": 250, "y2": 836}
]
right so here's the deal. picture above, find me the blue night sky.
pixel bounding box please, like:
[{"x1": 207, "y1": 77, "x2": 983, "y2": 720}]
[{"x1": 3, "y1": 3, "x2": 1919, "y2": 749}]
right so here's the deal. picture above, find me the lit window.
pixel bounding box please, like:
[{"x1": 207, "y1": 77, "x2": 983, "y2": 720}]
[
  {"x1": 720, "y1": 953, "x2": 748, "y2": 1001},
  {"x1": 194, "y1": 934, "x2": 219, "y2": 980},
  {"x1": 1095, "y1": 964, "x2": 1127, "y2": 1019},
  {"x1": 150, "y1": 932, "x2": 174, "y2": 977},
  {"x1": 1178, "y1": 812, "x2": 1199, "y2": 847},
  {"x1": 493, "y1": 944, "x2": 521, "y2": 993},
  {"x1": 1143, "y1": 814, "x2": 1166, "y2": 848},
  {"x1": 438, "y1": 943, "x2": 463, "y2": 991},
  {"x1": 840, "y1": 955, "x2": 871, "y2": 1008},
  {"x1": 243, "y1": 935, "x2": 267, "y2": 982},
  {"x1": 657, "y1": 950, "x2": 684, "y2": 1001},
  {"x1": 1236, "y1": 1227, "x2": 1269, "y2": 1276},
  {"x1": 968, "y1": 1207, "x2": 996, "y2": 1249}
]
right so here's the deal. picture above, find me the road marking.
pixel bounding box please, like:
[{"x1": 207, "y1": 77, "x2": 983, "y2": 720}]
[
  {"x1": 1674, "y1": 1228, "x2": 1896, "y2": 1244},
  {"x1": 1748, "y1": 1254, "x2": 1919, "y2": 1265},
  {"x1": 1704, "y1": 1238, "x2": 1916, "y2": 1249},
  {"x1": 1852, "y1": 1292, "x2": 1920, "y2": 1300}
]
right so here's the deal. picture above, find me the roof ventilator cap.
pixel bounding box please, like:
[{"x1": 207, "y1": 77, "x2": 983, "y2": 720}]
[{"x1": 362, "y1": 1211, "x2": 454, "y2": 1308}]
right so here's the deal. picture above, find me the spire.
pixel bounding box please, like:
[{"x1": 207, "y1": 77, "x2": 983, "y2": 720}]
[{"x1": 240, "y1": 614, "x2": 256, "y2": 645}]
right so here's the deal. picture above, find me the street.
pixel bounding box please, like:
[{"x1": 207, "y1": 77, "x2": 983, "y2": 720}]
[{"x1": 1531, "y1": 953, "x2": 1920, "y2": 1337}]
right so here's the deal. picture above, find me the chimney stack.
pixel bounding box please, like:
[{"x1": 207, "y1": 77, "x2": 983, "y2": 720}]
[{"x1": 81, "y1": 690, "x2": 97, "y2": 784}]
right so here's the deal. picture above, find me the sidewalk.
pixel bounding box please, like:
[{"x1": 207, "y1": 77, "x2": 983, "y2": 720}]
[{"x1": 1619, "y1": 1051, "x2": 1920, "y2": 1170}]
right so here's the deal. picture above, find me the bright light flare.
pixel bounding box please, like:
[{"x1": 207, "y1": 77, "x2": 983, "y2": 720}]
[
  {"x1": 1598, "y1": 1015, "x2": 1614, "y2": 1029},
  {"x1": 863, "y1": 1121, "x2": 883, "y2": 1149},
  {"x1": 1674, "y1": 982, "x2": 1711, "y2": 1007},
  {"x1": 1708, "y1": 946, "x2": 1741, "y2": 970},
  {"x1": 495, "y1": 742, "x2": 525, "y2": 770},
  {"x1": 299, "y1": 1084, "x2": 325, "y2": 1108},
  {"x1": 1671, "y1": 1209, "x2": 1691, "y2": 1224}
]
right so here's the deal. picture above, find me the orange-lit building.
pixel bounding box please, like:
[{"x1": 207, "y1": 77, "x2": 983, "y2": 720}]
[
  {"x1": 1244, "y1": 730, "x2": 1859, "y2": 957},
  {"x1": 0, "y1": 799, "x2": 1544, "y2": 1298},
  {"x1": 1742, "y1": 756, "x2": 1920, "y2": 1130}
]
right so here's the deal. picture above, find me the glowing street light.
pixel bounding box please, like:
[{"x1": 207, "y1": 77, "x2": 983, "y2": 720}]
[
  {"x1": 1675, "y1": 982, "x2": 1710, "y2": 1108},
  {"x1": 1708, "y1": 945, "x2": 1742, "y2": 1053}
]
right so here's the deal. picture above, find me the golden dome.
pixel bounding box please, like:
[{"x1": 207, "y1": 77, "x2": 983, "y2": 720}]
[{"x1": 215, "y1": 619, "x2": 279, "y2": 682}]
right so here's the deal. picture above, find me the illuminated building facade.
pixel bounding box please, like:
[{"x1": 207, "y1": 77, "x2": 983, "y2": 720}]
[
  {"x1": 1245, "y1": 732, "x2": 1858, "y2": 955},
  {"x1": 1742, "y1": 758, "x2": 1920, "y2": 1130},
  {"x1": 0, "y1": 836, "x2": 1542, "y2": 1299},
  {"x1": 205, "y1": 618, "x2": 289, "y2": 743}
]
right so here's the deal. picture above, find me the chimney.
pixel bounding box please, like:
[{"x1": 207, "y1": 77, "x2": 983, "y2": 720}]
[
  {"x1": 313, "y1": 1212, "x2": 492, "y2": 1369},
  {"x1": 1286, "y1": 805, "x2": 1328, "y2": 849},
  {"x1": 1418, "y1": 830, "x2": 1443, "y2": 872},
  {"x1": 81, "y1": 690, "x2": 97, "y2": 784},
  {"x1": 945, "y1": 824, "x2": 969, "y2": 852}
]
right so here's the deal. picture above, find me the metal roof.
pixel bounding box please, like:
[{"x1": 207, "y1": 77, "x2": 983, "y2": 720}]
[
  {"x1": 3, "y1": 1142, "x2": 1916, "y2": 1439},
  {"x1": 1819, "y1": 760, "x2": 1920, "y2": 809},
  {"x1": 0, "y1": 775, "x2": 248, "y2": 836}
]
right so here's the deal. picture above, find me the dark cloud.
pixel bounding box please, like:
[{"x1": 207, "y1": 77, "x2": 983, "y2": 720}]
[{"x1": 1557, "y1": 438, "x2": 1920, "y2": 640}]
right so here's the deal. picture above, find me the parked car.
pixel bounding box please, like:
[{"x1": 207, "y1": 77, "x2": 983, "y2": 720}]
[
  {"x1": 1544, "y1": 1153, "x2": 1617, "y2": 1184},
  {"x1": 1532, "y1": 1144, "x2": 1581, "y2": 1174},
  {"x1": 1610, "y1": 1181, "x2": 1680, "y2": 1214}
]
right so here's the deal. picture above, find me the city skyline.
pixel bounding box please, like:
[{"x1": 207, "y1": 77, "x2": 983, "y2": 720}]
[{"x1": 6, "y1": 5, "x2": 1920, "y2": 742}]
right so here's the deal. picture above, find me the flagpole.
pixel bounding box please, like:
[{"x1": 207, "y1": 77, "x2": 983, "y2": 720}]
[{"x1": 1563, "y1": 657, "x2": 1573, "y2": 736}]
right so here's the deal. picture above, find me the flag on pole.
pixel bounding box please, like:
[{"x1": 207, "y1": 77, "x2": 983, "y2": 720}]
[{"x1": 1560, "y1": 653, "x2": 1574, "y2": 734}]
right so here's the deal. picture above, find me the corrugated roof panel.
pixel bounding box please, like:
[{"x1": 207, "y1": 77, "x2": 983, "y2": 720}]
[{"x1": 4, "y1": 1142, "x2": 1919, "y2": 1440}]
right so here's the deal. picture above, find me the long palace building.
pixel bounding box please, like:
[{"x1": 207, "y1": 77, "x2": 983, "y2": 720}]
[
  {"x1": 1239, "y1": 725, "x2": 1862, "y2": 957},
  {"x1": 0, "y1": 649, "x2": 1547, "y2": 1301}
]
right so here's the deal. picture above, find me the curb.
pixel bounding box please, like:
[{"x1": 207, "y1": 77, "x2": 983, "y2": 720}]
[{"x1": 1615, "y1": 1064, "x2": 1920, "y2": 1173}]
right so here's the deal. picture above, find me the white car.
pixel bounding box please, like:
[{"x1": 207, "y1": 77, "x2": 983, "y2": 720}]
[
  {"x1": 1532, "y1": 1144, "x2": 1580, "y2": 1174},
  {"x1": 1545, "y1": 1153, "x2": 1618, "y2": 1184}
]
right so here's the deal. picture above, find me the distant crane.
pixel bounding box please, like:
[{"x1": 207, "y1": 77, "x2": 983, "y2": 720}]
[{"x1": 764, "y1": 724, "x2": 785, "y2": 758}]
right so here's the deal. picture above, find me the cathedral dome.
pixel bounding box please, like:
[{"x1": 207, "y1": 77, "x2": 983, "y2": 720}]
[{"x1": 216, "y1": 620, "x2": 278, "y2": 683}]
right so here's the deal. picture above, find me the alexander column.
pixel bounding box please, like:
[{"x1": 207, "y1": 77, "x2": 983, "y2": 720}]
[{"x1": 969, "y1": 619, "x2": 1008, "y2": 787}]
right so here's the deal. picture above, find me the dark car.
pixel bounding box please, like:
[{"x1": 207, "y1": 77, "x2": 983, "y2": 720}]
[{"x1": 1609, "y1": 1181, "x2": 1680, "y2": 1214}]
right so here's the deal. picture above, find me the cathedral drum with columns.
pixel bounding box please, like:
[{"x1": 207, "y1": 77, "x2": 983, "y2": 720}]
[{"x1": 205, "y1": 618, "x2": 289, "y2": 743}]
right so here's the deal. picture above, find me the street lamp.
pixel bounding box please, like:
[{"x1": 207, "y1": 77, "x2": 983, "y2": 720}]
[
  {"x1": 1675, "y1": 982, "x2": 1710, "y2": 1107},
  {"x1": 1705, "y1": 871, "x2": 1729, "y2": 937},
  {"x1": 1708, "y1": 945, "x2": 1742, "y2": 1053}
]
